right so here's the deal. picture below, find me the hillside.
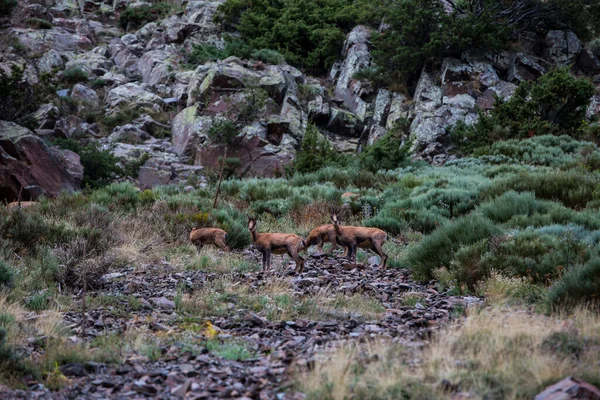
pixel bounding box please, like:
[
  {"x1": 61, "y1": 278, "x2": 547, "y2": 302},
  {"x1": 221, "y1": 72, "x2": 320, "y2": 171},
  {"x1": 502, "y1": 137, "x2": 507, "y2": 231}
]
[{"x1": 1, "y1": 0, "x2": 600, "y2": 399}]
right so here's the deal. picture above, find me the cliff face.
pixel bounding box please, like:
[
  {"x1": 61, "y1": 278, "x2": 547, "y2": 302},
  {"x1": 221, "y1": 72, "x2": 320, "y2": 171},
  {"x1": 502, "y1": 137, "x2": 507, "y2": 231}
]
[{"x1": 1, "y1": 0, "x2": 599, "y2": 201}]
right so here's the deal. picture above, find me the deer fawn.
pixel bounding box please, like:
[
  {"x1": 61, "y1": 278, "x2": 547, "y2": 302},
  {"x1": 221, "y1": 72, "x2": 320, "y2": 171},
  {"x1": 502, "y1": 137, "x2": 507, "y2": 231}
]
[
  {"x1": 305, "y1": 224, "x2": 348, "y2": 256},
  {"x1": 189, "y1": 228, "x2": 229, "y2": 252},
  {"x1": 247, "y1": 215, "x2": 306, "y2": 273},
  {"x1": 329, "y1": 207, "x2": 388, "y2": 268}
]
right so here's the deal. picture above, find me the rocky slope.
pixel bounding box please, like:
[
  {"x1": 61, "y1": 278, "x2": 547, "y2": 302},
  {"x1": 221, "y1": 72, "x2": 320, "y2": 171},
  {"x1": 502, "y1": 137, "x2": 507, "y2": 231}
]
[{"x1": 1, "y1": 0, "x2": 599, "y2": 199}]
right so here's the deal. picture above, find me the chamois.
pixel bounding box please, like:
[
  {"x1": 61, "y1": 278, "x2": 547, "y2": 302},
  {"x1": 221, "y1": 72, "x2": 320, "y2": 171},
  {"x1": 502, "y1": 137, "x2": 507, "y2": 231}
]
[
  {"x1": 247, "y1": 216, "x2": 306, "y2": 273},
  {"x1": 329, "y1": 207, "x2": 388, "y2": 268},
  {"x1": 305, "y1": 224, "x2": 348, "y2": 256},
  {"x1": 189, "y1": 228, "x2": 229, "y2": 252}
]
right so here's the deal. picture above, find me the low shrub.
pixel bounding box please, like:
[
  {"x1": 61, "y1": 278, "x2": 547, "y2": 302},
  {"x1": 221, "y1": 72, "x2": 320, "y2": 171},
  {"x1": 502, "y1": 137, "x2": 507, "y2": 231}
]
[
  {"x1": 251, "y1": 48, "x2": 285, "y2": 65},
  {"x1": 481, "y1": 171, "x2": 598, "y2": 209},
  {"x1": 0, "y1": 0, "x2": 16, "y2": 17},
  {"x1": 102, "y1": 107, "x2": 141, "y2": 131},
  {"x1": 287, "y1": 125, "x2": 342, "y2": 175},
  {"x1": 54, "y1": 139, "x2": 122, "y2": 189},
  {"x1": 0, "y1": 261, "x2": 14, "y2": 288},
  {"x1": 548, "y1": 259, "x2": 600, "y2": 308},
  {"x1": 405, "y1": 214, "x2": 501, "y2": 281},
  {"x1": 25, "y1": 18, "x2": 53, "y2": 29},
  {"x1": 119, "y1": 3, "x2": 173, "y2": 31},
  {"x1": 452, "y1": 68, "x2": 595, "y2": 153},
  {"x1": 360, "y1": 119, "x2": 412, "y2": 172},
  {"x1": 62, "y1": 67, "x2": 88, "y2": 84}
]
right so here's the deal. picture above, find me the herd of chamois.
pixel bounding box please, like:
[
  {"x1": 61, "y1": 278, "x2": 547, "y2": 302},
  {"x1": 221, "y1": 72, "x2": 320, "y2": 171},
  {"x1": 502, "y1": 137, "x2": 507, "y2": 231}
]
[{"x1": 190, "y1": 208, "x2": 389, "y2": 272}]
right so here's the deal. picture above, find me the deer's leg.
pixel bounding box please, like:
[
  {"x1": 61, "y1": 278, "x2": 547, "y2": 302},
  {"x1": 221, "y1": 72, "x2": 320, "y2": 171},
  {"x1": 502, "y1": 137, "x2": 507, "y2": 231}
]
[
  {"x1": 316, "y1": 236, "x2": 324, "y2": 252},
  {"x1": 342, "y1": 246, "x2": 348, "y2": 257},
  {"x1": 347, "y1": 244, "x2": 356, "y2": 263},
  {"x1": 216, "y1": 238, "x2": 229, "y2": 252},
  {"x1": 289, "y1": 247, "x2": 305, "y2": 273},
  {"x1": 261, "y1": 250, "x2": 268, "y2": 272},
  {"x1": 194, "y1": 241, "x2": 203, "y2": 253},
  {"x1": 351, "y1": 244, "x2": 358, "y2": 264},
  {"x1": 265, "y1": 249, "x2": 272, "y2": 272},
  {"x1": 372, "y1": 242, "x2": 388, "y2": 268},
  {"x1": 327, "y1": 231, "x2": 338, "y2": 252}
]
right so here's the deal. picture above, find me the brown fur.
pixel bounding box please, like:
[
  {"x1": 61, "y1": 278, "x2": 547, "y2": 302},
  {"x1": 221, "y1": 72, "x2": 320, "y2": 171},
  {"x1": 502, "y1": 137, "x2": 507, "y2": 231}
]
[
  {"x1": 248, "y1": 216, "x2": 306, "y2": 273},
  {"x1": 6, "y1": 201, "x2": 38, "y2": 210},
  {"x1": 305, "y1": 224, "x2": 348, "y2": 256},
  {"x1": 189, "y1": 228, "x2": 229, "y2": 252},
  {"x1": 330, "y1": 208, "x2": 388, "y2": 268}
]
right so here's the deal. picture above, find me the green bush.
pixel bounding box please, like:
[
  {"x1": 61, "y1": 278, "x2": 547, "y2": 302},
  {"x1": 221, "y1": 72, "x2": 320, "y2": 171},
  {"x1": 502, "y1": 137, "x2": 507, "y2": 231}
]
[
  {"x1": 54, "y1": 139, "x2": 122, "y2": 189},
  {"x1": 185, "y1": 44, "x2": 227, "y2": 67},
  {"x1": 481, "y1": 170, "x2": 598, "y2": 209},
  {"x1": 405, "y1": 214, "x2": 501, "y2": 281},
  {"x1": 368, "y1": 0, "x2": 512, "y2": 88},
  {"x1": 0, "y1": 261, "x2": 14, "y2": 288},
  {"x1": 548, "y1": 259, "x2": 600, "y2": 308},
  {"x1": 25, "y1": 18, "x2": 53, "y2": 29},
  {"x1": 360, "y1": 119, "x2": 412, "y2": 172},
  {"x1": 480, "y1": 230, "x2": 589, "y2": 284},
  {"x1": 0, "y1": 208, "x2": 76, "y2": 251},
  {"x1": 119, "y1": 3, "x2": 173, "y2": 31},
  {"x1": 541, "y1": 331, "x2": 585, "y2": 360},
  {"x1": 0, "y1": 0, "x2": 16, "y2": 17},
  {"x1": 216, "y1": 0, "x2": 380, "y2": 72},
  {"x1": 62, "y1": 67, "x2": 88, "y2": 84},
  {"x1": 102, "y1": 107, "x2": 141, "y2": 131},
  {"x1": 288, "y1": 125, "x2": 342, "y2": 174},
  {"x1": 0, "y1": 66, "x2": 54, "y2": 124},
  {"x1": 452, "y1": 69, "x2": 595, "y2": 153},
  {"x1": 212, "y1": 208, "x2": 251, "y2": 249},
  {"x1": 90, "y1": 182, "x2": 140, "y2": 211},
  {"x1": 91, "y1": 78, "x2": 108, "y2": 88},
  {"x1": 251, "y1": 49, "x2": 285, "y2": 65}
]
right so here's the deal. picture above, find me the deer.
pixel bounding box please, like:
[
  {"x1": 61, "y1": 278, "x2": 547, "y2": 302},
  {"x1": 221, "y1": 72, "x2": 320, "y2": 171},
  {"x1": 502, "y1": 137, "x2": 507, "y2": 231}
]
[
  {"x1": 305, "y1": 224, "x2": 348, "y2": 256},
  {"x1": 189, "y1": 228, "x2": 229, "y2": 252},
  {"x1": 329, "y1": 207, "x2": 388, "y2": 268},
  {"x1": 247, "y1": 215, "x2": 306, "y2": 273}
]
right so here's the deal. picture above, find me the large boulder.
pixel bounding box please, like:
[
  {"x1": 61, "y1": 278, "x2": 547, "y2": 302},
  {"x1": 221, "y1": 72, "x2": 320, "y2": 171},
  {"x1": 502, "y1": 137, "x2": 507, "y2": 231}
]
[
  {"x1": 535, "y1": 377, "x2": 600, "y2": 400},
  {"x1": 105, "y1": 83, "x2": 164, "y2": 112},
  {"x1": 544, "y1": 30, "x2": 582, "y2": 67},
  {"x1": 9, "y1": 27, "x2": 93, "y2": 54},
  {"x1": 137, "y1": 48, "x2": 180, "y2": 85},
  {"x1": 334, "y1": 25, "x2": 372, "y2": 118},
  {"x1": 0, "y1": 121, "x2": 81, "y2": 202},
  {"x1": 171, "y1": 106, "x2": 212, "y2": 158},
  {"x1": 195, "y1": 127, "x2": 294, "y2": 177},
  {"x1": 139, "y1": 158, "x2": 206, "y2": 189}
]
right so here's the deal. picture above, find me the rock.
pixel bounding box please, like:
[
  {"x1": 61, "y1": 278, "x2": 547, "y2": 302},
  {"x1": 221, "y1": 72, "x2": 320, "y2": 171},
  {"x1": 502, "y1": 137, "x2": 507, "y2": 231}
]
[
  {"x1": 71, "y1": 84, "x2": 100, "y2": 108},
  {"x1": 334, "y1": 26, "x2": 372, "y2": 116},
  {"x1": 108, "y1": 125, "x2": 152, "y2": 144},
  {"x1": 507, "y1": 53, "x2": 546, "y2": 82},
  {"x1": 106, "y1": 83, "x2": 163, "y2": 112},
  {"x1": 171, "y1": 106, "x2": 211, "y2": 158},
  {"x1": 545, "y1": 30, "x2": 581, "y2": 67},
  {"x1": 308, "y1": 95, "x2": 331, "y2": 125},
  {"x1": 137, "y1": 48, "x2": 179, "y2": 85},
  {"x1": 196, "y1": 129, "x2": 293, "y2": 178},
  {"x1": 31, "y1": 103, "x2": 60, "y2": 130},
  {"x1": 413, "y1": 70, "x2": 443, "y2": 113},
  {"x1": 171, "y1": 380, "x2": 192, "y2": 397},
  {"x1": 65, "y1": 51, "x2": 114, "y2": 76},
  {"x1": 37, "y1": 49, "x2": 65, "y2": 74},
  {"x1": 577, "y1": 49, "x2": 600, "y2": 74},
  {"x1": 0, "y1": 121, "x2": 81, "y2": 202},
  {"x1": 259, "y1": 72, "x2": 288, "y2": 105},
  {"x1": 9, "y1": 27, "x2": 94, "y2": 53},
  {"x1": 138, "y1": 157, "x2": 205, "y2": 190},
  {"x1": 385, "y1": 93, "x2": 410, "y2": 130},
  {"x1": 194, "y1": 62, "x2": 262, "y2": 101},
  {"x1": 51, "y1": 148, "x2": 84, "y2": 187},
  {"x1": 534, "y1": 377, "x2": 600, "y2": 400},
  {"x1": 327, "y1": 107, "x2": 364, "y2": 137},
  {"x1": 150, "y1": 297, "x2": 175, "y2": 309}
]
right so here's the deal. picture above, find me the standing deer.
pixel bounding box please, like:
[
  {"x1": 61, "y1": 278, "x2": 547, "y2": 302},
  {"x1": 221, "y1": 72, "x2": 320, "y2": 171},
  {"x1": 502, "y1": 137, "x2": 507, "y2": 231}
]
[
  {"x1": 189, "y1": 228, "x2": 229, "y2": 252},
  {"x1": 305, "y1": 224, "x2": 348, "y2": 256},
  {"x1": 329, "y1": 207, "x2": 388, "y2": 268},
  {"x1": 247, "y1": 215, "x2": 306, "y2": 273}
]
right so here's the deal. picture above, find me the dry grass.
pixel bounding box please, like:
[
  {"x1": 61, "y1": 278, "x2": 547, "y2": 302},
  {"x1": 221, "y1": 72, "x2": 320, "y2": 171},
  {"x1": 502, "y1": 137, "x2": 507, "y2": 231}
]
[{"x1": 299, "y1": 307, "x2": 600, "y2": 400}]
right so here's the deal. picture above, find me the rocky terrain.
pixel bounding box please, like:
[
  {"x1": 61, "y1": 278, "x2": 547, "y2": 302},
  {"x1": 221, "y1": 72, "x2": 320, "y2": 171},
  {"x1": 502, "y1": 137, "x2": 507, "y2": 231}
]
[
  {"x1": 0, "y1": 250, "x2": 474, "y2": 399},
  {"x1": 3, "y1": 0, "x2": 600, "y2": 201},
  {"x1": 2, "y1": 0, "x2": 600, "y2": 399}
]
